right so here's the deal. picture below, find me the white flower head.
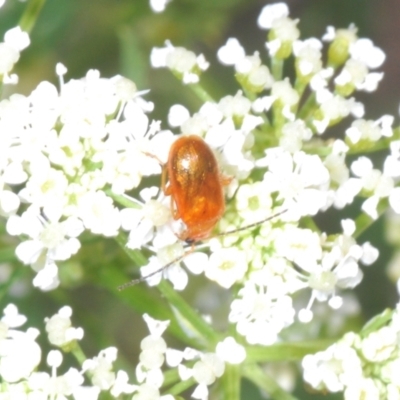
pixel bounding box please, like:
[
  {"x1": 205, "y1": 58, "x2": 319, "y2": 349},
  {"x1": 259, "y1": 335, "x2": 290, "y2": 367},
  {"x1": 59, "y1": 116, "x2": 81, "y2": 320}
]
[
  {"x1": 149, "y1": 0, "x2": 172, "y2": 13},
  {"x1": 229, "y1": 283, "x2": 295, "y2": 345},
  {"x1": 45, "y1": 306, "x2": 84, "y2": 347},
  {"x1": 216, "y1": 337, "x2": 246, "y2": 364},
  {"x1": 217, "y1": 38, "x2": 246, "y2": 66},
  {"x1": 205, "y1": 247, "x2": 248, "y2": 289},
  {"x1": 258, "y1": 3, "x2": 290, "y2": 30},
  {"x1": 151, "y1": 42, "x2": 209, "y2": 84}
]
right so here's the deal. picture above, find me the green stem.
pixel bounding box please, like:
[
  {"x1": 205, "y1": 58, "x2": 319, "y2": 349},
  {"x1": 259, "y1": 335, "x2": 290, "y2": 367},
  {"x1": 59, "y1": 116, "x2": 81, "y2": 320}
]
[
  {"x1": 271, "y1": 58, "x2": 283, "y2": 81},
  {"x1": 157, "y1": 280, "x2": 220, "y2": 346},
  {"x1": 243, "y1": 364, "x2": 298, "y2": 400},
  {"x1": 189, "y1": 83, "x2": 215, "y2": 103},
  {"x1": 246, "y1": 339, "x2": 334, "y2": 363},
  {"x1": 18, "y1": 0, "x2": 46, "y2": 34},
  {"x1": 361, "y1": 308, "x2": 393, "y2": 337},
  {"x1": 221, "y1": 363, "x2": 240, "y2": 400},
  {"x1": 71, "y1": 343, "x2": 87, "y2": 366},
  {"x1": 106, "y1": 190, "x2": 141, "y2": 209},
  {"x1": 162, "y1": 368, "x2": 181, "y2": 387},
  {"x1": 166, "y1": 377, "x2": 196, "y2": 396},
  {"x1": 114, "y1": 233, "x2": 218, "y2": 347},
  {"x1": 354, "y1": 198, "x2": 388, "y2": 239},
  {"x1": 115, "y1": 232, "x2": 148, "y2": 266},
  {"x1": 297, "y1": 92, "x2": 317, "y2": 122}
]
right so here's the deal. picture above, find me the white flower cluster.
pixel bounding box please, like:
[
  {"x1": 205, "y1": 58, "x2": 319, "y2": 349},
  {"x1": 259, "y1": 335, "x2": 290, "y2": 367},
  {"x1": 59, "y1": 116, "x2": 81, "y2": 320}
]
[
  {"x1": 0, "y1": 26, "x2": 30, "y2": 84},
  {"x1": 1, "y1": 66, "x2": 166, "y2": 289},
  {"x1": 0, "y1": 0, "x2": 396, "y2": 359},
  {"x1": 0, "y1": 302, "x2": 247, "y2": 400},
  {"x1": 302, "y1": 304, "x2": 400, "y2": 399},
  {"x1": 0, "y1": 304, "x2": 133, "y2": 399},
  {"x1": 135, "y1": 314, "x2": 245, "y2": 400}
]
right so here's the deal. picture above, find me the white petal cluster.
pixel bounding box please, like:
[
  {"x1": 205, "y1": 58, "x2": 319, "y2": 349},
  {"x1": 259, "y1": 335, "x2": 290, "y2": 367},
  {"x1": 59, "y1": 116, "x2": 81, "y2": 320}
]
[
  {"x1": 0, "y1": 26, "x2": 30, "y2": 84},
  {"x1": 0, "y1": 67, "x2": 165, "y2": 290},
  {"x1": 0, "y1": 304, "x2": 141, "y2": 399},
  {"x1": 151, "y1": 41, "x2": 209, "y2": 84},
  {"x1": 303, "y1": 304, "x2": 400, "y2": 399},
  {"x1": 0, "y1": 304, "x2": 41, "y2": 383},
  {"x1": 45, "y1": 306, "x2": 83, "y2": 348}
]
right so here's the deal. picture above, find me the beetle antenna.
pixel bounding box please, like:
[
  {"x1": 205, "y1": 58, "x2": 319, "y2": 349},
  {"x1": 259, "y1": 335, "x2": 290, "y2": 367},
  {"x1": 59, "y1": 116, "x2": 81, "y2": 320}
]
[
  {"x1": 117, "y1": 253, "x2": 186, "y2": 291},
  {"x1": 118, "y1": 209, "x2": 287, "y2": 290},
  {"x1": 211, "y1": 208, "x2": 287, "y2": 239}
]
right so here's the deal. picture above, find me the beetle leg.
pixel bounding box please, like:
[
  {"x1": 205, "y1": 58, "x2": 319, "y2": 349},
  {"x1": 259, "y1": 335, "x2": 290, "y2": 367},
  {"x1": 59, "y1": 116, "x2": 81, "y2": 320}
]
[
  {"x1": 161, "y1": 165, "x2": 169, "y2": 195},
  {"x1": 220, "y1": 174, "x2": 233, "y2": 187}
]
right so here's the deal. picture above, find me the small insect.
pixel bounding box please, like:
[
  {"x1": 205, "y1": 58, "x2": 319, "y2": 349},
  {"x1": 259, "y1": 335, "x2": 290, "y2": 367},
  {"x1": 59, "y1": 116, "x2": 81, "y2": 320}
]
[
  {"x1": 163, "y1": 134, "x2": 232, "y2": 243},
  {"x1": 118, "y1": 135, "x2": 285, "y2": 290}
]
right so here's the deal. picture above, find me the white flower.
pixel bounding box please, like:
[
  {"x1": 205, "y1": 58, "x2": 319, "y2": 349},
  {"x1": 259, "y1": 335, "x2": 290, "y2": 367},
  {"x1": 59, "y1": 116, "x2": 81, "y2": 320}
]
[
  {"x1": 45, "y1": 306, "x2": 84, "y2": 347},
  {"x1": 349, "y1": 38, "x2": 385, "y2": 69},
  {"x1": 110, "y1": 370, "x2": 135, "y2": 397},
  {"x1": 235, "y1": 52, "x2": 274, "y2": 91},
  {"x1": 143, "y1": 314, "x2": 170, "y2": 338},
  {"x1": 279, "y1": 120, "x2": 313, "y2": 153},
  {"x1": 204, "y1": 247, "x2": 247, "y2": 289},
  {"x1": 7, "y1": 207, "x2": 83, "y2": 290},
  {"x1": 344, "y1": 378, "x2": 380, "y2": 400},
  {"x1": 149, "y1": 0, "x2": 172, "y2": 13},
  {"x1": 217, "y1": 38, "x2": 246, "y2": 66},
  {"x1": 314, "y1": 92, "x2": 364, "y2": 134},
  {"x1": 229, "y1": 283, "x2": 295, "y2": 345},
  {"x1": 216, "y1": 337, "x2": 246, "y2": 364},
  {"x1": 235, "y1": 181, "x2": 273, "y2": 223},
  {"x1": 83, "y1": 348, "x2": 117, "y2": 390},
  {"x1": 351, "y1": 156, "x2": 394, "y2": 219},
  {"x1": 4, "y1": 26, "x2": 30, "y2": 51},
  {"x1": 77, "y1": 191, "x2": 121, "y2": 237},
  {"x1": 151, "y1": 42, "x2": 209, "y2": 84},
  {"x1": 260, "y1": 149, "x2": 331, "y2": 218},
  {"x1": 120, "y1": 187, "x2": 174, "y2": 250},
  {"x1": 258, "y1": 3, "x2": 289, "y2": 29},
  {"x1": 302, "y1": 341, "x2": 363, "y2": 392},
  {"x1": 360, "y1": 326, "x2": 397, "y2": 362},
  {"x1": 168, "y1": 104, "x2": 190, "y2": 127},
  {"x1": 192, "y1": 353, "x2": 225, "y2": 386},
  {"x1": 346, "y1": 117, "x2": 393, "y2": 144},
  {"x1": 0, "y1": 328, "x2": 41, "y2": 383},
  {"x1": 275, "y1": 226, "x2": 322, "y2": 269},
  {"x1": 293, "y1": 38, "x2": 323, "y2": 77}
]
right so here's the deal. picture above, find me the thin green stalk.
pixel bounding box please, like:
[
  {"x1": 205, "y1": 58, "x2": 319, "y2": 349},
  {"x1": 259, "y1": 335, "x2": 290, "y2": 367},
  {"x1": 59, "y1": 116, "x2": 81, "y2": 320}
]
[
  {"x1": 114, "y1": 232, "x2": 148, "y2": 266},
  {"x1": 162, "y1": 368, "x2": 180, "y2": 387},
  {"x1": 106, "y1": 190, "x2": 141, "y2": 209},
  {"x1": 71, "y1": 343, "x2": 87, "y2": 366},
  {"x1": 189, "y1": 83, "x2": 215, "y2": 103},
  {"x1": 166, "y1": 377, "x2": 196, "y2": 396},
  {"x1": 361, "y1": 308, "x2": 393, "y2": 337},
  {"x1": 114, "y1": 232, "x2": 219, "y2": 346},
  {"x1": 246, "y1": 339, "x2": 334, "y2": 363},
  {"x1": 271, "y1": 58, "x2": 283, "y2": 81},
  {"x1": 18, "y1": 0, "x2": 46, "y2": 34},
  {"x1": 221, "y1": 363, "x2": 240, "y2": 400},
  {"x1": 297, "y1": 92, "x2": 317, "y2": 122},
  {"x1": 354, "y1": 198, "x2": 388, "y2": 239},
  {"x1": 157, "y1": 280, "x2": 220, "y2": 346},
  {"x1": 243, "y1": 364, "x2": 298, "y2": 400}
]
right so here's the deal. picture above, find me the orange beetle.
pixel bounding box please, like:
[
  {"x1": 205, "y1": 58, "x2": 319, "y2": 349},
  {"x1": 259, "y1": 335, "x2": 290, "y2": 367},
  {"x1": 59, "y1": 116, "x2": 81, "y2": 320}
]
[
  {"x1": 163, "y1": 135, "x2": 231, "y2": 243},
  {"x1": 117, "y1": 135, "x2": 285, "y2": 289}
]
